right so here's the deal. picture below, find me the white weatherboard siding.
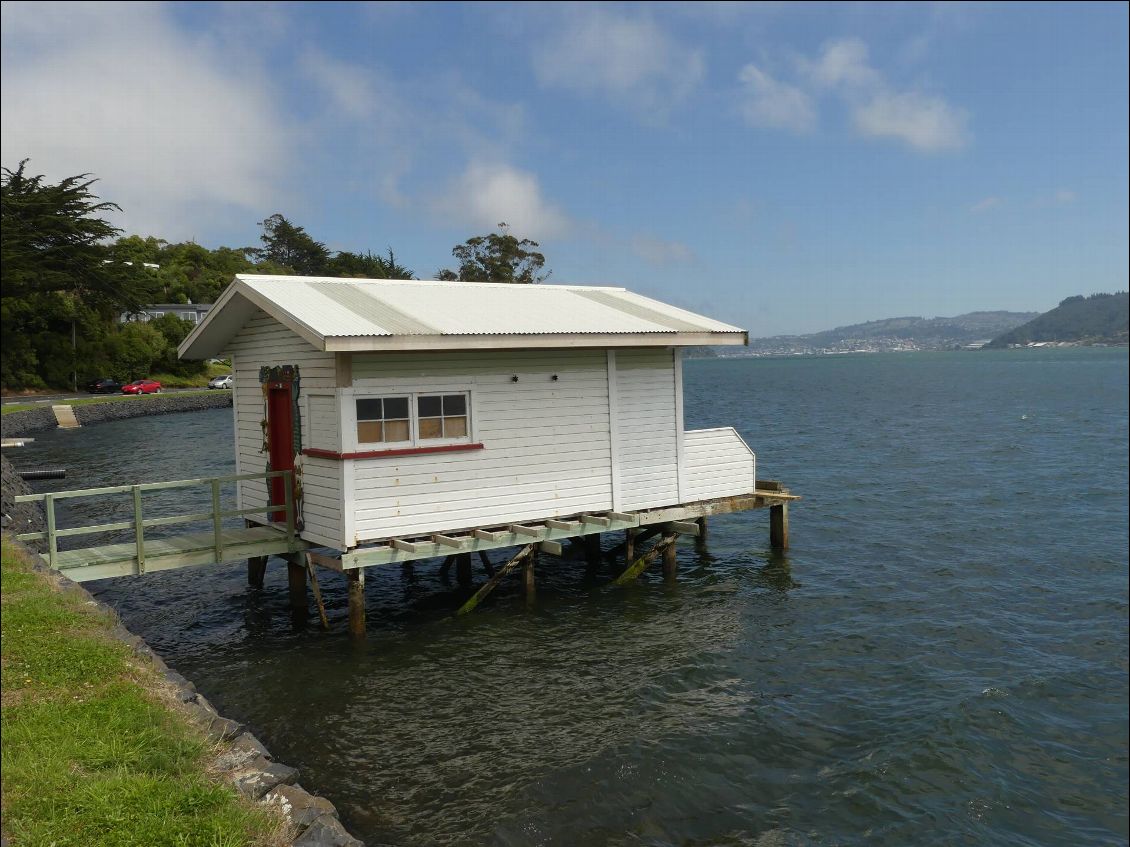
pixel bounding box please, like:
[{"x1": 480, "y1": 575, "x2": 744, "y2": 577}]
[
  {"x1": 683, "y1": 428, "x2": 756, "y2": 501},
  {"x1": 228, "y1": 310, "x2": 343, "y2": 548},
  {"x1": 349, "y1": 349, "x2": 612, "y2": 541},
  {"x1": 614, "y1": 348, "x2": 680, "y2": 511}
]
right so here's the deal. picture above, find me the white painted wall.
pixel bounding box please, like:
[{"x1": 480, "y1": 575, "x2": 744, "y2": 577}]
[
  {"x1": 228, "y1": 310, "x2": 343, "y2": 548},
  {"x1": 348, "y1": 349, "x2": 612, "y2": 541},
  {"x1": 682, "y1": 428, "x2": 756, "y2": 501},
  {"x1": 613, "y1": 348, "x2": 681, "y2": 511}
]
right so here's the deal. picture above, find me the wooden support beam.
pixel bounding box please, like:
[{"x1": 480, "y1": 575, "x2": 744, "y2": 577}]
[
  {"x1": 247, "y1": 556, "x2": 267, "y2": 588},
  {"x1": 347, "y1": 569, "x2": 365, "y2": 638},
  {"x1": 606, "y1": 511, "x2": 634, "y2": 523},
  {"x1": 603, "y1": 526, "x2": 660, "y2": 561},
  {"x1": 695, "y1": 516, "x2": 708, "y2": 552},
  {"x1": 546, "y1": 519, "x2": 581, "y2": 531},
  {"x1": 612, "y1": 533, "x2": 677, "y2": 585},
  {"x1": 584, "y1": 534, "x2": 602, "y2": 569},
  {"x1": 523, "y1": 550, "x2": 536, "y2": 603},
  {"x1": 478, "y1": 550, "x2": 495, "y2": 576},
  {"x1": 456, "y1": 545, "x2": 534, "y2": 615},
  {"x1": 391, "y1": 538, "x2": 431, "y2": 554},
  {"x1": 440, "y1": 554, "x2": 456, "y2": 577},
  {"x1": 663, "y1": 537, "x2": 678, "y2": 579},
  {"x1": 432, "y1": 534, "x2": 467, "y2": 549},
  {"x1": 509, "y1": 524, "x2": 544, "y2": 538},
  {"x1": 665, "y1": 520, "x2": 700, "y2": 537},
  {"x1": 539, "y1": 540, "x2": 564, "y2": 556},
  {"x1": 770, "y1": 503, "x2": 789, "y2": 550},
  {"x1": 473, "y1": 529, "x2": 508, "y2": 542},
  {"x1": 624, "y1": 528, "x2": 636, "y2": 564},
  {"x1": 303, "y1": 553, "x2": 329, "y2": 630},
  {"x1": 307, "y1": 550, "x2": 345, "y2": 572},
  {"x1": 456, "y1": 553, "x2": 473, "y2": 588},
  {"x1": 581, "y1": 514, "x2": 611, "y2": 527},
  {"x1": 287, "y1": 558, "x2": 307, "y2": 612}
]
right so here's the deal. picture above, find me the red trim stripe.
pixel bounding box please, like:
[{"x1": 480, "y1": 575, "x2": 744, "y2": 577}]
[{"x1": 302, "y1": 443, "x2": 485, "y2": 461}]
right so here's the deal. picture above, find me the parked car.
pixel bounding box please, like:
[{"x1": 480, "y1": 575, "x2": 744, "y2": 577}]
[
  {"x1": 86, "y1": 377, "x2": 123, "y2": 394},
  {"x1": 208, "y1": 374, "x2": 233, "y2": 389},
  {"x1": 121, "y1": 379, "x2": 162, "y2": 395}
]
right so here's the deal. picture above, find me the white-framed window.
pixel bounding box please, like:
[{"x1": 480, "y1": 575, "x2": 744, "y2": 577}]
[
  {"x1": 355, "y1": 396, "x2": 412, "y2": 446},
  {"x1": 351, "y1": 391, "x2": 473, "y2": 449}
]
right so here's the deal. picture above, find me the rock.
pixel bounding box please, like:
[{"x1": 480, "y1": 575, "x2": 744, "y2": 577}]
[
  {"x1": 205, "y1": 715, "x2": 244, "y2": 742},
  {"x1": 214, "y1": 732, "x2": 272, "y2": 771},
  {"x1": 263, "y1": 783, "x2": 338, "y2": 831},
  {"x1": 292, "y1": 815, "x2": 364, "y2": 847},
  {"x1": 0, "y1": 454, "x2": 47, "y2": 551},
  {"x1": 231, "y1": 756, "x2": 299, "y2": 800}
]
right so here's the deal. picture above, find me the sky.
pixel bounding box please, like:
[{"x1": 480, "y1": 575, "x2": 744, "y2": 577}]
[{"x1": 2, "y1": 1, "x2": 1127, "y2": 337}]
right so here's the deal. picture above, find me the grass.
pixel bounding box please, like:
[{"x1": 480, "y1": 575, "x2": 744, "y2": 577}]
[{"x1": 0, "y1": 538, "x2": 280, "y2": 846}]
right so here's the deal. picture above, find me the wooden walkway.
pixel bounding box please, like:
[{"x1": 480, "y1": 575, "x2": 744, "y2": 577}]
[
  {"x1": 15, "y1": 470, "x2": 303, "y2": 583},
  {"x1": 48, "y1": 526, "x2": 300, "y2": 582}
]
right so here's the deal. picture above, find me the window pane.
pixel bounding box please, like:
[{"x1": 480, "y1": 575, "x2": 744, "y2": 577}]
[
  {"x1": 443, "y1": 394, "x2": 466, "y2": 415},
  {"x1": 419, "y1": 417, "x2": 443, "y2": 439},
  {"x1": 357, "y1": 420, "x2": 383, "y2": 443},
  {"x1": 384, "y1": 397, "x2": 409, "y2": 419},
  {"x1": 444, "y1": 416, "x2": 467, "y2": 438},
  {"x1": 356, "y1": 398, "x2": 382, "y2": 421},
  {"x1": 418, "y1": 395, "x2": 442, "y2": 417},
  {"x1": 385, "y1": 419, "x2": 410, "y2": 442}
]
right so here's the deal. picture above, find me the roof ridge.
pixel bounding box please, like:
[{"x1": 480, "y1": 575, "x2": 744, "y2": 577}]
[{"x1": 234, "y1": 274, "x2": 626, "y2": 292}]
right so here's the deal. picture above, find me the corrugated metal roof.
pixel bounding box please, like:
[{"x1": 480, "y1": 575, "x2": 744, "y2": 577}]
[
  {"x1": 180, "y1": 275, "x2": 746, "y2": 357},
  {"x1": 237, "y1": 276, "x2": 741, "y2": 337}
]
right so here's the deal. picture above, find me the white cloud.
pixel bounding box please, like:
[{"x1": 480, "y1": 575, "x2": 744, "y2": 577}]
[
  {"x1": 737, "y1": 64, "x2": 817, "y2": 133},
  {"x1": 433, "y1": 162, "x2": 571, "y2": 240},
  {"x1": 788, "y1": 36, "x2": 970, "y2": 153},
  {"x1": 971, "y1": 196, "x2": 1003, "y2": 214},
  {"x1": 0, "y1": 2, "x2": 294, "y2": 239},
  {"x1": 631, "y1": 235, "x2": 695, "y2": 266},
  {"x1": 532, "y1": 6, "x2": 704, "y2": 116},
  {"x1": 801, "y1": 37, "x2": 879, "y2": 89},
  {"x1": 854, "y1": 90, "x2": 968, "y2": 152}
]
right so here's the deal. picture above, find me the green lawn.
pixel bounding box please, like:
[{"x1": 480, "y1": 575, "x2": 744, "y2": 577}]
[{"x1": 0, "y1": 538, "x2": 280, "y2": 846}]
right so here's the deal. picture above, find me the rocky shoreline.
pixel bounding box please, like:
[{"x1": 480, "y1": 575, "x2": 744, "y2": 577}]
[{"x1": 1, "y1": 391, "x2": 234, "y2": 438}]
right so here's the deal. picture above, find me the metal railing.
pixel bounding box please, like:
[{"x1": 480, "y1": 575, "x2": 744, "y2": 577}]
[{"x1": 15, "y1": 470, "x2": 295, "y2": 572}]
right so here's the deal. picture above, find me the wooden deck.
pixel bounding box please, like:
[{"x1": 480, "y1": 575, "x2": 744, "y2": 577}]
[
  {"x1": 316, "y1": 486, "x2": 799, "y2": 571},
  {"x1": 50, "y1": 526, "x2": 303, "y2": 582}
]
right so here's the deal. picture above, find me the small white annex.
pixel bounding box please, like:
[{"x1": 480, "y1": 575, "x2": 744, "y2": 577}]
[{"x1": 179, "y1": 275, "x2": 756, "y2": 552}]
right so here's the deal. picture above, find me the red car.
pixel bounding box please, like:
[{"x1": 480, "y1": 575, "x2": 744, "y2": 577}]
[{"x1": 121, "y1": 379, "x2": 162, "y2": 395}]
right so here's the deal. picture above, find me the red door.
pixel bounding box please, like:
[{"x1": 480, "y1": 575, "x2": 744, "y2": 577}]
[{"x1": 266, "y1": 384, "x2": 294, "y2": 522}]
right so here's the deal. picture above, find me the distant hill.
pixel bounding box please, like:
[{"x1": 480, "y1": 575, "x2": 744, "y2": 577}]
[
  {"x1": 740, "y1": 310, "x2": 1038, "y2": 355},
  {"x1": 985, "y1": 293, "x2": 1129, "y2": 348}
]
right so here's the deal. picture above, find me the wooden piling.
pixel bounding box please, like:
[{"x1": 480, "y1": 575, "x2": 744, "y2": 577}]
[
  {"x1": 695, "y1": 517, "x2": 708, "y2": 552},
  {"x1": 662, "y1": 538, "x2": 678, "y2": 579},
  {"x1": 624, "y1": 528, "x2": 636, "y2": 565},
  {"x1": 456, "y1": 545, "x2": 534, "y2": 615},
  {"x1": 347, "y1": 569, "x2": 366, "y2": 638},
  {"x1": 456, "y1": 553, "x2": 474, "y2": 587},
  {"x1": 478, "y1": 550, "x2": 495, "y2": 576},
  {"x1": 522, "y1": 550, "x2": 536, "y2": 603},
  {"x1": 584, "y1": 534, "x2": 602, "y2": 569},
  {"x1": 247, "y1": 556, "x2": 267, "y2": 588},
  {"x1": 287, "y1": 558, "x2": 307, "y2": 611},
  {"x1": 770, "y1": 503, "x2": 789, "y2": 550}
]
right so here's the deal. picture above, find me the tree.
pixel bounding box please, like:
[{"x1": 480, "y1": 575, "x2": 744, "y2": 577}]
[
  {"x1": 437, "y1": 222, "x2": 549, "y2": 283},
  {"x1": 326, "y1": 248, "x2": 413, "y2": 279},
  {"x1": 1, "y1": 160, "x2": 159, "y2": 388},
  {"x1": 1, "y1": 160, "x2": 157, "y2": 310},
  {"x1": 248, "y1": 213, "x2": 330, "y2": 275}
]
